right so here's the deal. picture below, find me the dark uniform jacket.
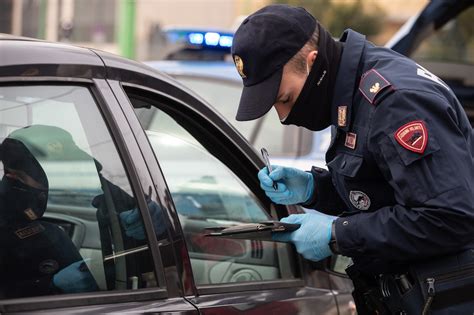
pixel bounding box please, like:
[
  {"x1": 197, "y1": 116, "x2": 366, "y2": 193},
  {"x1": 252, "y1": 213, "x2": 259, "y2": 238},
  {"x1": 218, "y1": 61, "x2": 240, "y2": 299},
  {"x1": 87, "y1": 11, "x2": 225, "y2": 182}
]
[{"x1": 304, "y1": 30, "x2": 474, "y2": 274}]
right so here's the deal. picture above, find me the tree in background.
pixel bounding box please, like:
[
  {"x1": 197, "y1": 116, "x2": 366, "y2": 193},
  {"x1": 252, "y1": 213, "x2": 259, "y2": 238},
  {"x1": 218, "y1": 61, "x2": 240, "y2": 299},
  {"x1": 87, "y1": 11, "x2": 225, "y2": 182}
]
[{"x1": 272, "y1": 0, "x2": 385, "y2": 39}]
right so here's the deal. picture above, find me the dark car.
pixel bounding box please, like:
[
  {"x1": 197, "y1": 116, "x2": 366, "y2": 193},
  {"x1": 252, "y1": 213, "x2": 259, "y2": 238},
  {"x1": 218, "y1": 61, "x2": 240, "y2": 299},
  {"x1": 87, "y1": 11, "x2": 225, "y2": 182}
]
[{"x1": 0, "y1": 35, "x2": 354, "y2": 314}]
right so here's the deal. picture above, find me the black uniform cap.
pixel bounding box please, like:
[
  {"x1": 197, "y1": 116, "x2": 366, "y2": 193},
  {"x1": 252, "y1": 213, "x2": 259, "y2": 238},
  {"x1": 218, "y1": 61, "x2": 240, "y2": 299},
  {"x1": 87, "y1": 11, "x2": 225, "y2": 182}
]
[{"x1": 231, "y1": 4, "x2": 316, "y2": 121}]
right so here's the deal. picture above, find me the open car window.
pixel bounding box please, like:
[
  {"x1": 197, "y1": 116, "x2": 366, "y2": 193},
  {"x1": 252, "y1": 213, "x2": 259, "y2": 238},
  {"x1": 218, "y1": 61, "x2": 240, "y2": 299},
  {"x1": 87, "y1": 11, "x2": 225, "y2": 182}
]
[
  {"x1": 128, "y1": 89, "x2": 299, "y2": 286},
  {"x1": 174, "y1": 76, "x2": 310, "y2": 157}
]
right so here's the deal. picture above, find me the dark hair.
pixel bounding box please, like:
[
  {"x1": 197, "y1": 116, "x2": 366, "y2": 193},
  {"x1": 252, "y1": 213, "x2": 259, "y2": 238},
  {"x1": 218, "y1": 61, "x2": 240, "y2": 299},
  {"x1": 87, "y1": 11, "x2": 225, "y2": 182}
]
[{"x1": 287, "y1": 24, "x2": 319, "y2": 74}]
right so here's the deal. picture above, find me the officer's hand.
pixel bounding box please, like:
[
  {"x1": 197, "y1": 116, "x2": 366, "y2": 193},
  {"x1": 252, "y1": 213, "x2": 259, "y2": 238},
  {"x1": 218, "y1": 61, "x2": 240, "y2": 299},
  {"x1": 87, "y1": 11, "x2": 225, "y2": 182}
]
[
  {"x1": 258, "y1": 166, "x2": 314, "y2": 205},
  {"x1": 53, "y1": 260, "x2": 98, "y2": 293},
  {"x1": 272, "y1": 212, "x2": 336, "y2": 261},
  {"x1": 119, "y1": 201, "x2": 166, "y2": 240}
]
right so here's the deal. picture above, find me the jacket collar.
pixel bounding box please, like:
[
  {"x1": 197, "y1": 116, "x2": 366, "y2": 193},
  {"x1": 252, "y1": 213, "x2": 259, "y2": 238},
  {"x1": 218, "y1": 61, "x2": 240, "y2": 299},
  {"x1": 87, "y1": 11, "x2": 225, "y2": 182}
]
[{"x1": 331, "y1": 29, "x2": 366, "y2": 132}]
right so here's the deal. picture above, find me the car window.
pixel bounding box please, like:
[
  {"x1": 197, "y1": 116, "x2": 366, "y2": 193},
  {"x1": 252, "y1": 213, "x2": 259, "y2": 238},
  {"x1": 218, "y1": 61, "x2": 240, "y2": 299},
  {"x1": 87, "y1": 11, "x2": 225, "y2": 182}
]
[
  {"x1": 0, "y1": 85, "x2": 159, "y2": 300},
  {"x1": 176, "y1": 77, "x2": 255, "y2": 138},
  {"x1": 175, "y1": 76, "x2": 309, "y2": 157},
  {"x1": 130, "y1": 93, "x2": 298, "y2": 286},
  {"x1": 411, "y1": 6, "x2": 474, "y2": 65}
]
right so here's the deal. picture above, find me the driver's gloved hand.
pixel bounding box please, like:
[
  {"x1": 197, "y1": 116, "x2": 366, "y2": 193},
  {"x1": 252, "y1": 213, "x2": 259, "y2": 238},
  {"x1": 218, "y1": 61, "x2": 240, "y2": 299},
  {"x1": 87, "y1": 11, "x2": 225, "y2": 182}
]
[
  {"x1": 258, "y1": 165, "x2": 314, "y2": 205},
  {"x1": 119, "y1": 201, "x2": 166, "y2": 240},
  {"x1": 53, "y1": 260, "x2": 98, "y2": 293},
  {"x1": 272, "y1": 212, "x2": 337, "y2": 262}
]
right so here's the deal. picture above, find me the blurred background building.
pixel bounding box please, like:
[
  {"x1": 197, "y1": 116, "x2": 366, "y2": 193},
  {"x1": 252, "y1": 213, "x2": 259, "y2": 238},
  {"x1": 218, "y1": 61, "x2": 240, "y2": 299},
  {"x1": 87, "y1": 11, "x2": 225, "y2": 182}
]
[{"x1": 0, "y1": 0, "x2": 428, "y2": 61}]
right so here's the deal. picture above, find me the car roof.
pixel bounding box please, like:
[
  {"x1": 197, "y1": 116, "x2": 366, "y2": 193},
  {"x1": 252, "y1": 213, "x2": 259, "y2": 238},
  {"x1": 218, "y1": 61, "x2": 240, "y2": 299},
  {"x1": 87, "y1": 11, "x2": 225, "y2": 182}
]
[
  {"x1": 145, "y1": 60, "x2": 241, "y2": 83},
  {"x1": 0, "y1": 36, "x2": 105, "y2": 71},
  {"x1": 0, "y1": 35, "x2": 198, "y2": 96},
  {"x1": 0, "y1": 33, "x2": 40, "y2": 41}
]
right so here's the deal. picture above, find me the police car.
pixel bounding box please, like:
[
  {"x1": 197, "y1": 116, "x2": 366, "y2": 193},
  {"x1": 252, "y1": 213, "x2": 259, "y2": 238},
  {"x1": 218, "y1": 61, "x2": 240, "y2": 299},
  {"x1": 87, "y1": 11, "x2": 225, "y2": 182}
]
[{"x1": 148, "y1": 0, "x2": 473, "y2": 170}]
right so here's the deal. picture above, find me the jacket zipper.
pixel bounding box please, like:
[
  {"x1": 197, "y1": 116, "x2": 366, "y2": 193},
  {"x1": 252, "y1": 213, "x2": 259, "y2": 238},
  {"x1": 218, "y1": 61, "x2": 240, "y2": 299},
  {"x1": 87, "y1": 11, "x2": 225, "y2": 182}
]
[
  {"x1": 421, "y1": 278, "x2": 435, "y2": 315},
  {"x1": 420, "y1": 265, "x2": 474, "y2": 315}
]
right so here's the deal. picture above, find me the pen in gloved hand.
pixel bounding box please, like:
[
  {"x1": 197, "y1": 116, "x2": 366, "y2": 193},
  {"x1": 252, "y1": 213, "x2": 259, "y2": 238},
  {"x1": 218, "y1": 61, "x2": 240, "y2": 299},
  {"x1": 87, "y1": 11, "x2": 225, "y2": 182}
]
[{"x1": 261, "y1": 148, "x2": 278, "y2": 190}]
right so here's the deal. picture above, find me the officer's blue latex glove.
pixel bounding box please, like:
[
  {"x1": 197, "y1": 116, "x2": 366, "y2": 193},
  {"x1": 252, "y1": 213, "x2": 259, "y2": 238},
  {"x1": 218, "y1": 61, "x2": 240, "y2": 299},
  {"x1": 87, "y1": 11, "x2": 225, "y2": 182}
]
[
  {"x1": 119, "y1": 201, "x2": 166, "y2": 240},
  {"x1": 272, "y1": 212, "x2": 337, "y2": 261},
  {"x1": 258, "y1": 165, "x2": 314, "y2": 205},
  {"x1": 53, "y1": 260, "x2": 98, "y2": 293}
]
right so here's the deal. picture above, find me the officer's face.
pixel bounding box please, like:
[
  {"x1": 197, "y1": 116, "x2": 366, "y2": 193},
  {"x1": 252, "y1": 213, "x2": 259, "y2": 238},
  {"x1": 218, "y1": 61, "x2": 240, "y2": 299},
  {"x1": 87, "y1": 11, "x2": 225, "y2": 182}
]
[
  {"x1": 273, "y1": 64, "x2": 307, "y2": 120},
  {"x1": 273, "y1": 50, "x2": 317, "y2": 120}
]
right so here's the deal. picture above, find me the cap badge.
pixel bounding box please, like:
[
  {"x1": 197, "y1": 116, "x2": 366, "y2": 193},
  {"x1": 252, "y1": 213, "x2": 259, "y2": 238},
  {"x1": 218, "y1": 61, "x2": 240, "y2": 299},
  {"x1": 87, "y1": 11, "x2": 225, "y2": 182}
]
[
  {"x1": 349, "y1": 190, "x2": 371, "y2": 210},
  {"x1": 233, "y1": 55, "x2": 247, "y2": 79},
  {"x1": 370, "y1": 82, "x2": 380, "y2": 94},
  {"x1": 47, "y1": 141, "x2": 64, "y2": 155},
  {"x1": 394, "y1": 120, "x2": 428, "y2": 154},
  {"x1": 338, "y1": 106, "x2": 347, "y2": 127}
]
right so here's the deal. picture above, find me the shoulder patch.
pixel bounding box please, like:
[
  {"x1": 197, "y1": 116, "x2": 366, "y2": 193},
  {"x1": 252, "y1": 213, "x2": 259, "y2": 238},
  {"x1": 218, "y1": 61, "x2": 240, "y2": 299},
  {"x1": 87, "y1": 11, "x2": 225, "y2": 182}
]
[
  {"x1": 394, "y1": 120, "x2": 428, "y2": 154},
  {"x1": 359, "y1": 69, "x2": 392, "y2": 105}
]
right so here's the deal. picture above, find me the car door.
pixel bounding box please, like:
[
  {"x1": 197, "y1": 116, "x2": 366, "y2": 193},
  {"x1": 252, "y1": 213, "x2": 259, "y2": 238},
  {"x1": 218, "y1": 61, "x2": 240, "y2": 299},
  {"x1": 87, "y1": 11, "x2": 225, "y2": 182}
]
[
  {"x1": 0, "y1": 39, "x2": 198, "y2": 314},
  {"x1": 104, "y1": 69, "x2": 342, "y2": 314}
]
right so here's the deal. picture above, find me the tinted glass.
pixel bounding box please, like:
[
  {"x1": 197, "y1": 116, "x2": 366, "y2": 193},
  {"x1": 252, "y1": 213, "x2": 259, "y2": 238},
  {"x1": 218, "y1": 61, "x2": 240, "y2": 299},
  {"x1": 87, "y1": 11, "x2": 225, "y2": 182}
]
[{"x1": 0, "y1": 85, "x2": 158, "y2": 299}]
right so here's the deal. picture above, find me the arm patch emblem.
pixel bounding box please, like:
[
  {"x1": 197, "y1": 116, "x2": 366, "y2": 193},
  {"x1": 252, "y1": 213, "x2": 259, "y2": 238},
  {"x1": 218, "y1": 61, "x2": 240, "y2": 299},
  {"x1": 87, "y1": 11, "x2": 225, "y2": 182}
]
[{"x1": 394, "y1": 120, "x2": 428, "y2": 154}]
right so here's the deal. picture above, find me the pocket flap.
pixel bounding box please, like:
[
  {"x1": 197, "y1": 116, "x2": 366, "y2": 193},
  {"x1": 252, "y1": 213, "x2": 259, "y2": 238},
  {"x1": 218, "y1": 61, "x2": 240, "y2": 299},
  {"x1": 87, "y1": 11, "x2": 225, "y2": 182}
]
[{"x1": 327, "y1": 154, "x2": 363, "y2": 177}]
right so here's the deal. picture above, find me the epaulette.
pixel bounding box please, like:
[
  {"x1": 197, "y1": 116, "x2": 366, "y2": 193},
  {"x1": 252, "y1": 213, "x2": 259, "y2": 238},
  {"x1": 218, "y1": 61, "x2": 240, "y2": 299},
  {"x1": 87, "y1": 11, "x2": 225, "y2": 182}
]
[{"x1": 359, "y1": 69, "x2": 392, "y2": 105}]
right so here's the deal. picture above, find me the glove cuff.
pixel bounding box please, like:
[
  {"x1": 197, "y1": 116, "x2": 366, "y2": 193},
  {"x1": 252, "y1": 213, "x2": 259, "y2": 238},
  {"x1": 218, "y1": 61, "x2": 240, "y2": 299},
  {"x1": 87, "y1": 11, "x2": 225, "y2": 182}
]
[
  {"x1": 328, "y1": 220, "x2": 341, "y2": 254},
  {"x1": 303, "y1": 171, "x2": 315, "y2": 203}
]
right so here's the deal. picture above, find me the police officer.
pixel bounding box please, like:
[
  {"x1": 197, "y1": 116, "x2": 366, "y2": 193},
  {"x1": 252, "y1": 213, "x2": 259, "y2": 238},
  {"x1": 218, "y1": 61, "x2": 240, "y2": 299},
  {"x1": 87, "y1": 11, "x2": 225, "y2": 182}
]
[
  {"x1": 231, "y1": 4, "x2": 474, "y2": 314},
  {"x1": 0, "y1": 129, "x2": 98, "y2": 298}
]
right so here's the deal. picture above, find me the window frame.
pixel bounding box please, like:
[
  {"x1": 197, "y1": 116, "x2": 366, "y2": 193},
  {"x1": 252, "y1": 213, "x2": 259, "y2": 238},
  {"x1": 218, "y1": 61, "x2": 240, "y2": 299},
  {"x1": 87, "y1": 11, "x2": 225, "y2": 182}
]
[
  {"x1": 0, "y1": 77, "x2": 169, "y2": 311},
  {"x1": 113, "y1": 82, "x2": 307, "y2": 295}
]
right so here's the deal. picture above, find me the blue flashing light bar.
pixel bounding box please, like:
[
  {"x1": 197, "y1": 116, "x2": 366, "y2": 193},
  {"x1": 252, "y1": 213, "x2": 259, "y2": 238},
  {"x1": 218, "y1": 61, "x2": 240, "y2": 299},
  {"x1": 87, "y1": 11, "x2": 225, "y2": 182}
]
[
  {"x1": 219, "y1": 35, "x2": 233, "y2": 47},
  {"x1": 204, "y1": 32, "x2": 220, "y2": 46},
  {"x1": 188, "y1": 33, "x2": 204, "y2": 45},
  {"x1": 167, "y1": 29, "x2": 234, "y2": 50}
]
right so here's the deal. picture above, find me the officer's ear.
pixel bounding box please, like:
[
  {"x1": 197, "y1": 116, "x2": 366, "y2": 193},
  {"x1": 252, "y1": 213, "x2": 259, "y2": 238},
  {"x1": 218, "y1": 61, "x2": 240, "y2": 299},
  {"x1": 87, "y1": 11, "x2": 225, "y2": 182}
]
[{"x1": 306, "y1": 50, "x2": 318, "y2": 74}]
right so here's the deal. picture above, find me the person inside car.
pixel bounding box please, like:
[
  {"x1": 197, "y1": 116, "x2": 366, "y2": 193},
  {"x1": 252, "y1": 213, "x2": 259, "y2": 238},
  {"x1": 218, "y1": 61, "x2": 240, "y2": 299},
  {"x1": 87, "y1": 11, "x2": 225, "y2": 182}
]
[
  {"x1": 0, "y1": 132, "x2": 98, "y2": 298},
  {"x1": 5, "y1": 124, "x2": 166, "y2": 291}
]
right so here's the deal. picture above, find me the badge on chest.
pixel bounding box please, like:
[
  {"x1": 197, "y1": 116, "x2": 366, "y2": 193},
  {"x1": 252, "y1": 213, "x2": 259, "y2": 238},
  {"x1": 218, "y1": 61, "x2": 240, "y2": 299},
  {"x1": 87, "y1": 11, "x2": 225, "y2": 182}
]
[{"x1": 349, "y1": 190, "x2": 371, "y2": 210}]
